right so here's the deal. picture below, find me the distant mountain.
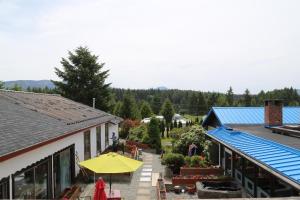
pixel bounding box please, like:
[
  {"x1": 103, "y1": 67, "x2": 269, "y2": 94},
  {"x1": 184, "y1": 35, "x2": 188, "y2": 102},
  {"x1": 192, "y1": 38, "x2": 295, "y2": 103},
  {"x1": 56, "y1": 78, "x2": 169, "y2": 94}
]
[
  {"x1": 156, "y1": 86, "x2": 168, "y2": 90},
  {"x1": 4, "y1": 80, "x2": 55, "y2": 89}
]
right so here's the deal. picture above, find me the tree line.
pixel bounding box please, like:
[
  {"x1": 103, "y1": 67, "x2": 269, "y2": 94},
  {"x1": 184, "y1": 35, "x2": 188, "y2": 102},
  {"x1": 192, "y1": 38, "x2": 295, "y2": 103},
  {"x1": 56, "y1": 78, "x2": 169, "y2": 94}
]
[{"x1": 1, "y1": 46, "x2": 299, "y2": 118}]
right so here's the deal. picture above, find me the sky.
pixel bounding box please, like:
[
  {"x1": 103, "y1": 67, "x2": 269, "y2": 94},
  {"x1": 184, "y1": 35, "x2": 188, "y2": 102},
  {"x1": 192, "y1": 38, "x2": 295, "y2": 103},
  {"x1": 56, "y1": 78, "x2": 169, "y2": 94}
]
[{"x1": 0, "y1": 0, "x2": 300, "y2": 93}]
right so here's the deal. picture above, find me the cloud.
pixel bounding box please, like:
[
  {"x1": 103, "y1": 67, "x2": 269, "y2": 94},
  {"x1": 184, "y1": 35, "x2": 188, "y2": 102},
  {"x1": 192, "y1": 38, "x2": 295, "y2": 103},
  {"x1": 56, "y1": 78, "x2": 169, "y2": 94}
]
[{"x1": 0, "y1": 0, "x2": 300, "y2": 93}]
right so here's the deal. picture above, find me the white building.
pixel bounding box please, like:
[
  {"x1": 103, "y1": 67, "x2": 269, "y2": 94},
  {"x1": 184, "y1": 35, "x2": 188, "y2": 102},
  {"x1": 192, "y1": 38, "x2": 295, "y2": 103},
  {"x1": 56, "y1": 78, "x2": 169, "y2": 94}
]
[{"x1": 0, "y1": 90, "x2": 122, "y2": 199}]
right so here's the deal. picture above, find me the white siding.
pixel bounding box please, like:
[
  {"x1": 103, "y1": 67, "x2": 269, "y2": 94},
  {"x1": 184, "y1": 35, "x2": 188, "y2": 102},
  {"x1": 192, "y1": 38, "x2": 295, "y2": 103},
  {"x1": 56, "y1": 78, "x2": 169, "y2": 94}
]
[
  {"x1": 90, "y1": 127, "x2": 97, "y2": 158},
  {"x1": 0, "y1": 123, "x2": 119, "y2": 180}
]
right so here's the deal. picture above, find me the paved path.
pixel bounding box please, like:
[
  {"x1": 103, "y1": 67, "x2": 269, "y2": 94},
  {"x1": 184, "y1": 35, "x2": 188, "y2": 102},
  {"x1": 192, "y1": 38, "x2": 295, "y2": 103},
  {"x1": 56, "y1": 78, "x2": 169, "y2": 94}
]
[{"x1": 80, "y1": 151, "x2": 164, "y2": 200}]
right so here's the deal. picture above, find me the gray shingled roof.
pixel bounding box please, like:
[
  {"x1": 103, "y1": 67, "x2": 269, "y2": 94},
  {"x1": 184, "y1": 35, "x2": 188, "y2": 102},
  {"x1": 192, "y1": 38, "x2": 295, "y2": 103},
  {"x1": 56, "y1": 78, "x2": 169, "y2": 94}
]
[
  {"x1": 0, "y1": 90, "x2": 122, "y2": 157},
  {"x1": 230, "y1": 125, "x2": 300, "y2": 150}
]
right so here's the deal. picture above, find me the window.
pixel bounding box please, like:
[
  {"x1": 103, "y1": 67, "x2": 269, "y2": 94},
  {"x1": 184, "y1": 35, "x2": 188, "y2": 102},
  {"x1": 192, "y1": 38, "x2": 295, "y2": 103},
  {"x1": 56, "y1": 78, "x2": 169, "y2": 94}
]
[
  {"x1": 53, "y1": 146, "x2": 74, "y2": 198},
  {"x1": 14, "y1": 169, "x2": 35, "y2": 199},
  {"x1": 0, "y1": 178, "x2": 9, "y2": 199},
  {"x1": 84, "y1": 130, "x2": 91, "y2": 160},
  {"x1": 96, "y1": 126, "x2": 101, "y2": 154},
  {"x1": 14, "y1": 160, "x2": 49, "y2": 199},
  {"x1": 105, "y1": 123, "x2": 109, "y2": 147}
]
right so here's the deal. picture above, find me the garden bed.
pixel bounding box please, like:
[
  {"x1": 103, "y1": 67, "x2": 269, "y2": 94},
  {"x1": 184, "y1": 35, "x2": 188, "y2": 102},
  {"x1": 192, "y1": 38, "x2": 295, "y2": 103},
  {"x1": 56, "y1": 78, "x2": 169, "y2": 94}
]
[
  {"x1": 172, "y1": 175, "x2": 231, "y2": 186},
  {"x1": 180, "y1": 167, "x2": 223, "y2": 176},
  {"x1": 126, "y1": 140, "x2": 150, "y2": 149}
]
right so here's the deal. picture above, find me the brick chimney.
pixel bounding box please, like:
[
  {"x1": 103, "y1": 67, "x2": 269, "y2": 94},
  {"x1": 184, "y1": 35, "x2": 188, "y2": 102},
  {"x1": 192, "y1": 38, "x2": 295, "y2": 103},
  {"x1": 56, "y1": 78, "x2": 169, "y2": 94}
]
[{"x1": 264, "y1": 100, "x2": 283, "y2": 127}]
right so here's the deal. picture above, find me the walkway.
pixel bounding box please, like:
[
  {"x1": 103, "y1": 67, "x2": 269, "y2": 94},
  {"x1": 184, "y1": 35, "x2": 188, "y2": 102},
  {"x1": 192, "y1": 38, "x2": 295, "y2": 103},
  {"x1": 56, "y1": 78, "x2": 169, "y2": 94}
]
[{"x1": 80, "y1": 151, "x2": 165, "y2": 200}]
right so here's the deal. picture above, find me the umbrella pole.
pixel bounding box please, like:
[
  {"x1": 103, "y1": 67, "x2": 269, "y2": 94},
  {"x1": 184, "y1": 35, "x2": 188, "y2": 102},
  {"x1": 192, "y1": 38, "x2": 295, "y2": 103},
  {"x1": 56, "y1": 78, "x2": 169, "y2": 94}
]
[{"x1": 109, "y1": 174, "x2": 112, "y2": 195}]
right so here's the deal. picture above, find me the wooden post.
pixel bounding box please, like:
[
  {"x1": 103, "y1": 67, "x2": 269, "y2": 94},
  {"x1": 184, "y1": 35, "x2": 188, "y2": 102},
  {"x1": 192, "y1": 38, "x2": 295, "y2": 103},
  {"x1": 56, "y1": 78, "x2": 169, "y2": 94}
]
[
  {"x1": 254, "y1": 166, "x2": 258, "y2": 197},
  {"x1": 242, "y1": 157, "x2": 245, "y2": 186},
  {"x1": 270, "y1": 175, "x2": 275, "y2": 197},
  {"x1": 231, "y1": 152, "x2": 235, "y2": 178}
]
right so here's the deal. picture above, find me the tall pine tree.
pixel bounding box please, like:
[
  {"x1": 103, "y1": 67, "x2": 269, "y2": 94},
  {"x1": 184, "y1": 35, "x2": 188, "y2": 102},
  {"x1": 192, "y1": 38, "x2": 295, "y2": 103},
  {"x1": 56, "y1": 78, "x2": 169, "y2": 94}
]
[
  {"x1": 52, "y1": 46, "x2": 111, "y2": 111},
  {"x1": 243, "y1": 89, "x2": 252, "y2": 107},
  {"x1": 226, "y1": 86, "x2": 234, "y2": 106},
  {"x1": 0, "y1": 81, "x2": 4, "y2": 89},
  {"x1": 140, "y1": 101, "x2": 153, "y2": 119}
]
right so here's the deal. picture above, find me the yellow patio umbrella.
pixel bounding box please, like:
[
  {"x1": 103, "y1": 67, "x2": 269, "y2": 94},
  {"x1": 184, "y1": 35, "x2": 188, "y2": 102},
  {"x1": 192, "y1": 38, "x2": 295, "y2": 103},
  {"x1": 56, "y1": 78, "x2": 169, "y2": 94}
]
[{"x1": 79, "y1": 152, "x2": 143, "y2": 193}]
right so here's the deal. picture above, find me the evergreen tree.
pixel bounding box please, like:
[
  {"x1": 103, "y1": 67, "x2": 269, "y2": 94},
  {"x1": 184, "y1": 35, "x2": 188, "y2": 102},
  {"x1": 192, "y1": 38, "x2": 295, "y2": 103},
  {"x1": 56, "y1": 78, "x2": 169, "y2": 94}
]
[
  {"x1": 170, "y1": 122, "x2": 174, "y2": 130},
  {"x1": 140, "y1": 101, "x2": 153, "y2": 119},
  {"x1": 52, "y1": 46, "x2": 111, "y2": 111},
  {"x1": 178, "y1": 121, "x2": 183, "y2": 128},
  {"x1": 0, "y1": 81, "x2": 4, "y2": 89},
  {"x1": 243, "y1": 89, "x2": 252, "y2": 107},
  {"x1": 173, "y1": 120, "x2": 178, "y2": 128},
  {"x1": 161, "y1": 98, "x2": 175, "y2": 124},
  {"x1": 11, "y1": 84, "x2": 22, "y2": 91},
  {"x1": 120, "y1": 93, "x2": 139, "y2": 119},
  {"x1": 161, "y1": 98, "x2": 175, "y2": 137},
  {"x1": 226, "y1": 86, "x2": 234, "y2": 106},
  {"x1": 197, "y1": 92, "x2": 208, "y2": 114},
  {"x1": 113, "y1": 101, "x2": 123, "y2": 116},
  {"x1": 148, "y1": 117, "x2": 162, "y2": 153},
  {"x1": 188, "y1": 93, "x2": 198, "y2": 115},
  {"x1": 152, "y1": 95, "x2": 162, "y2": 115},
  {"x1": 160, "y1": 121, "x2": 165, "y2": 138}
]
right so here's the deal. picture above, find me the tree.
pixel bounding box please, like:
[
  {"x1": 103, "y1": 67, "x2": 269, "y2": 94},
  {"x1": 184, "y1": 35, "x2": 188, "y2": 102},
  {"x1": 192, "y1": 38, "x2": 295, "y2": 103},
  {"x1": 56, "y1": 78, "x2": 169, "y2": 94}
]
[
  {"x1": 161, "y1": 98, "x2": 175, "y2": 137},
  {"x1": 11, "y1": 84, "x2": 22, "y2": 91},
  {"x1": 188, "y1": 93, "x2": 198, "y2": 115},
  {"x1": 243, "y1": 89, "x2": 252, "y2": 107},
  {"x1": 0, "y1": 81, "x2": 4, "y2": 89},
  {"x1": 113, "y1": 101, "x2": 122, "y2": 116},
  {"x1": 148, "y1": 117, "x2": 162, "y2": 153},
  {"x1": 120, "y1": 93, "x2": 139, "y2": 119},
  {"x1": 226, "y1": 86, "x2": 234, "y2": 106},
  {"x1": 52, "y1": 46, "x2": 111, "y2": 111},
  {"x1": 161, "y1": 98, "x2": 175, "y2": 124},
  {"x1": 160, "y1": 121, "x2": 165, "y2": 138},
  {"x1": 197, "y1": 92, "x2": 208, "y2": 114},
  {"x1": 140, "y1": 101, "x2": 153, "y2": 119},
  {"x1": 178, "y1": 121, "x2": 183, "y2": 128},
  {"x1": 173, "y1": 120, "x2": 178, "y2": 128},
  {"x1": 152, "y1": 95, "x2": 162, "y2": 115}
]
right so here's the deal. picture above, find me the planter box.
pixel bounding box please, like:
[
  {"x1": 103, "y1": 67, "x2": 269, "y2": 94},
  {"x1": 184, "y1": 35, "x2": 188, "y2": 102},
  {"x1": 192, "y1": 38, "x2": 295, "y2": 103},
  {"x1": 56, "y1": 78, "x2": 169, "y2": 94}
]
[
  {"x1": 126, "y1": 140, "x2": 150, "y2": 149},
  {"x1": 157, "y1": 178, "x2": 167, "y2": 200},
  {"x1": 172, "y1": 175, "x2": 230, "y2": 186},
  {"x1": 180, "y1": 167, "x2": 223, "y2": 176}
]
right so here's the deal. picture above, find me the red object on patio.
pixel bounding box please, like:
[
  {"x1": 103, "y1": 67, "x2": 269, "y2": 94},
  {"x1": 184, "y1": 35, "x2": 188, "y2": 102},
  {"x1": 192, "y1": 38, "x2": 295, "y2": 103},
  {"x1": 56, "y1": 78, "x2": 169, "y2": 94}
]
[
  {"x1": 94, "y1": 178, "x2": 107, "y2": 200},
  {"x1": 106, "y1": 190, "x2": 121, "y2": 200}
]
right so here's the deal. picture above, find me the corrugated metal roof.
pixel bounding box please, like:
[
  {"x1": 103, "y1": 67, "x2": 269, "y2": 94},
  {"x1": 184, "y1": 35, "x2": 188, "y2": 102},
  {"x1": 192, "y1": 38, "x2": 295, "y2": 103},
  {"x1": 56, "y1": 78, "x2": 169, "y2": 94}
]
[
  {"x1": 210, "y1": 107, "x2": 300, "y2": 125},
  {"x1": 207, "y1": 127, "x2": 300, "y2": 187}
]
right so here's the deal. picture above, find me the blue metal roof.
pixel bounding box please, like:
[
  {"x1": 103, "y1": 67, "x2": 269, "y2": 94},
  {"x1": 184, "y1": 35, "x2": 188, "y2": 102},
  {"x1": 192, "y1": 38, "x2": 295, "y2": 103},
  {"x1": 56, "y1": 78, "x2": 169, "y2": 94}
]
[
  {"x1": 206, "y1": 107, "x2": 300, "y2": 125},
  {"x1": 207, "y1": 127, "x2": 300, "y2": 186}
]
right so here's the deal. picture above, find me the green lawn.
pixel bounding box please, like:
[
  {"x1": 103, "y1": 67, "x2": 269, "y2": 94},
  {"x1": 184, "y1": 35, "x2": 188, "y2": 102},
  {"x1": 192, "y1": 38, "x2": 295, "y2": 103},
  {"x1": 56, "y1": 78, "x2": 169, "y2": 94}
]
[{"x1": 183, "y1": 114, "x2": 203, "y2": 122}]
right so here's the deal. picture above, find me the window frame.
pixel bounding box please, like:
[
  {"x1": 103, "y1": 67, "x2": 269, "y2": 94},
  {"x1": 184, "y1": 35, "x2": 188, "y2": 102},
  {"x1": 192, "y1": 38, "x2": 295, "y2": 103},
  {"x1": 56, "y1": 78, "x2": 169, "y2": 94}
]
[
  {"x1": 105, "y1": 123, "x2": 109, "y2": 147},
  {"x1": 96, "y1": 126, "x2": 102, "y2": 154},
  {"x1": 84, "y1": 130, "x2": 91, "y2": 160}
]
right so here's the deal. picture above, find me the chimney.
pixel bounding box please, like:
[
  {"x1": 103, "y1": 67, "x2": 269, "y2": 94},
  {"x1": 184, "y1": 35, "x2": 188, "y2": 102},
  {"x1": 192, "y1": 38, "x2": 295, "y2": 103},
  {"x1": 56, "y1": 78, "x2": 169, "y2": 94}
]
[{"x1": 264, "y1": 100, "x2": 283, "y2": 127}]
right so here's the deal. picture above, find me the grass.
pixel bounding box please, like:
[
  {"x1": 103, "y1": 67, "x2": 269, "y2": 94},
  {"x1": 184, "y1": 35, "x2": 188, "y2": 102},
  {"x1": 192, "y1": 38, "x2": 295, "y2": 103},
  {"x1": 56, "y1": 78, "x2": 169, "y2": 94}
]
[{"x1": 183, "y1": 114, "x2": 203, "y2": 122}]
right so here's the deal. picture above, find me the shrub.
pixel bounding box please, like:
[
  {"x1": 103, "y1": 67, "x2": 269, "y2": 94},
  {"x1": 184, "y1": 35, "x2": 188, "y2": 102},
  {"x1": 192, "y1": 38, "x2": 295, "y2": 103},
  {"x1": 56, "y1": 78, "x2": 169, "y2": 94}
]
[
  {"x1": 190, "y1": 156, "x2": 201, "y2": 167},
  {"x1": 120, "y1": 119, "x2": 140, "y2": 139},
  {"x1": 162, "y1": 153, "x2": 185, "y2": 174},
  {"x1": 172, "y1": 125, "x2": 206, "y2": 156},
  {"x1": 128, "y1": 123, "x2": 147, "y2": 141},
  {"x1": 148, "y1": 117, "x2": 161, "y2": 153},
  {"x1": 184, "y1": 156, "x2": 191, "y2": 167},
  {"x1": 141, "y1": 134, "x2": 150, "y2": 144},
  {"x1": 169, "y1": 127, "x2": 190, "y2": 139}
]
